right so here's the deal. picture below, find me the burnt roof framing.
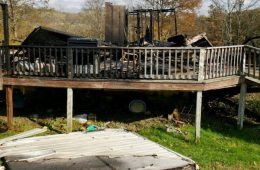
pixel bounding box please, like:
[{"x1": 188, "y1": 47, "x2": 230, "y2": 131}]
[{"x1": 127, "y1": 8, "x2": 178, "y2": 46}]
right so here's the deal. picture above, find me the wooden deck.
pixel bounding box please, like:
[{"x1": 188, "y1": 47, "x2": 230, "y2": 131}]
[{"x1": 0, "y1": 45, "x2": 259, "y2": 140}]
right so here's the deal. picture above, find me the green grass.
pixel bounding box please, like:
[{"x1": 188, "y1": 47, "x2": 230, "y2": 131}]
[{"x1": 139, "y1": 121, "x2": 260, "y2": 170}]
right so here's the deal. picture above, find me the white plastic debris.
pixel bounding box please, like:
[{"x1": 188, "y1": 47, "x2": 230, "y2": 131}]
[{"x1": 73, "y1": 114, "x2": 88, "y2": 124}]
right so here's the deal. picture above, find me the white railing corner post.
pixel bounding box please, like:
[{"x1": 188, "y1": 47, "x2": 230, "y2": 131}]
[
  {"x1": 241, "y1": 46, "x2": 246, "y2": 75},
  {"x1": 198, "y1": 49, "x2": 206, "y2": 81}
]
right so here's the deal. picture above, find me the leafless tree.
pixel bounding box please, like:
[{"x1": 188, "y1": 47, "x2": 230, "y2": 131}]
[
  {"x1": 211, "y1": 0, "x2": 259, "y2": 44},
  {"x1": 83, "y1": 0, "x2": 105, "y2": 39},
  {"x1": 1, "y1": 0, "x2": 49, "y2": 41}
]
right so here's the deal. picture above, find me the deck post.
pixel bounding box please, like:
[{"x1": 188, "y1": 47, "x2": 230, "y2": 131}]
[
  {"x1": 195, "y1": 91, "x2": 202, "y2": 141},
  {"x1": 198, "y1": 49, "x2": 206, "y2": 81},
  {"x1": 67, "y1": 88, "x2": 73, "y2": 133},
  {"x1": 238, "y1": 82, "x2": 247, "y2": 130},
  {"x1": 67, "y1": 48, "x2": 73, "y2": 79},
  {"x1": 6, "y1": 85, "x2": 13, "y2": 128}
]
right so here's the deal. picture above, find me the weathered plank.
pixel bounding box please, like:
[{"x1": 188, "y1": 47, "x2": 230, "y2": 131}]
[
  {"x1": 0, "y1": 128, "x2": 47, "y2": 145},
  {"x1": 3, "y1": 77, "x2": 204, "y2": 91},
  {"x1": 3, "y1": 76, "x2": 242, "y2": 92}
]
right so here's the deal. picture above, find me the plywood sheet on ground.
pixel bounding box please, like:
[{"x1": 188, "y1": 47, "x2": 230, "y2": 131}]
[{"x1": 1, "y1": 129, "x2": 196, "y2": 170}]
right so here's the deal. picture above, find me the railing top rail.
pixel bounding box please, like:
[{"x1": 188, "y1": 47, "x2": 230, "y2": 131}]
[
  {"x1": 0, "y1": 45, "x2": 250, "y2": 50},
  {"x1": 1, "y1": 45, "x2": 203, "y2": 50},
  {"x1": 205, "y1": 45, "x2": 244, "y2": 49},
  {"x1": 244, "y1": 45, "x2": 260, "y2": 51}
]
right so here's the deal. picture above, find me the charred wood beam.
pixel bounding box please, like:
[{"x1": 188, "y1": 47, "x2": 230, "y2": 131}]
[{"x1": 1, "y1": 3, "x2": 9, "y2": 46}]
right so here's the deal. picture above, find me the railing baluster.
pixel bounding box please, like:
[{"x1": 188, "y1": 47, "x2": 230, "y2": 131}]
[
  {"x1": 54, "y1": 48, "x2": 58, "y2": 77},
  {"x1": 67, "y1": 48, "x2": 73, "y2": 79},
  {"x1": 193, "y1": 49, "x2": 197, "y2": 79},
  {"x1": 220, "y1": 48, "x2": 224, "y2": 77},
  {"x1": 187, "y1": 49, "x2": 190, "y2": 79},
  {"x1": 209, "y1": 49, "x2": 213, "y2": 79},
  {"x1": 22, "y1": 47, "x2": 26, "y2": 76},
  {"x1": 204, "y1": 49, "x2": 208, "y2": 79},
  {"x1": 60, "y1": 48, "x2": 64, "y2": 77},
  {"x1": 258, "y1": 49, "x2": 260, "y2": 80},
  {"x1": 138, "y1": 49, "x2": 142, "y2": 79},
  {"x1": 156, "y1": 49, "x2": 159, "y2": 79},
  {"x1": 253, "y1": 49, "x2": 256, "y2": 78},
  {"x1": 87, "y1": 49, "x2": 90, "y2": 78},
  {"x1": 232, "y1": 47, "x2": 235, "y2": 75},
  {"x1": 236, "y1": 47, "x2": 239, "y2": 74},
  {"x1": 180, "y1": 49, "x2": 183, "y2": 79},
  {"x1": 33, "y1": 48, "x2": 36, "y2": 76},
  {"x1": 43, "y1": 48, "x2": 47, "y2": 76},
  {"x1": 168, "y1": 49, "x2": 172, "y2": 79},
  {"x1": 75, "y1": 48, "x2": 78, "y2": 77},
  {"x1": 162, "y1": 50, "x2": 165, "y2": 79},
  {"x1": 248, "y1": 48, "x2": 251, "y2": 76},
  {"x1": 98, "y1": 49, "x2": 101, "y2": 78},
  {"x1": 150, "y1": 49, "x2": 153, "y2": 79},
  {"x1": 12, "y1": 46, "x2": 16, "y2": 75},
  {"x1": 227, "y1": 48, "x2": 231, "y2": 76},
  {"x1": 223, "y1": 48, "x2": 227, "y2": 76},
  {"x1": 115, "y1": 49, "x2": 118, "y2": 78},
  {"x1": 239, "y1": 46, "x2": 243, "y2": 74},
  {"x1": 233, "y1": 47, "x2": 237, "y2": 75},
  {"x1": 216, "y1": 49, "x2": 219, "y2": 77},
  {"x1": 80, "y1": 49, "x2": 84, "y2": 78},
  {"x1": 229, "y1": 47, "x2": 233, "y2": 75},
  {"x1": 49, "y1": 47, "x2": 52, "y2": 76},
  {"x1": 174, "y1": 49, "x2": 177, "y2": 79},
  {"x1": 231, "y1": 47, "x2": 235, "y2": 75},
  {"x1": 144, "y1": 49, "x2": 147, "y2": 78},
  {"x1": 133, "y1": 49, "x2": 136, "y2": 78},
  {"x1": 110, "y1": 48, "x2": 113, "y2": 78},
  {"x1": 127, "y1": 49, "x2": 130, "y2": 78},
  {"x1": 28, "y1": 48, "x2": 32, "y2": 76},
  {"x1": 92, "y1": 49, "x2": 96, "y2": 78}
]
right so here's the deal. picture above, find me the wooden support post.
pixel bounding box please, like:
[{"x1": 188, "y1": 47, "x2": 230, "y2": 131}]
[
  {"x1": 238, "y1": 82, "x2": 247, "y2": 130},
  {"x1": 67, "y1": 88, "x2": 73, "y2": 133},
  {"x1": 195, "y1": 91, "x2": 202, "y2": 141},
  {"x1": 6, "y1": 86, "x2": 13, "y2": 128}
]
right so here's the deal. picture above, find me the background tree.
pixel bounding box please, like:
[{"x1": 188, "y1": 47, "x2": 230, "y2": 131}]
[
  {"x1": 210, "y1": 0, "x2": 259, "y2": 45},
  {"x1": 82, "y1": 0, "x2": 105, "y2": 39},
  {"x1": 1, "y1": 0, "x2": 49, "y2": 42},
  {"x1": 142, "y1": 0, "x2": 201, "y2": 39}
]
